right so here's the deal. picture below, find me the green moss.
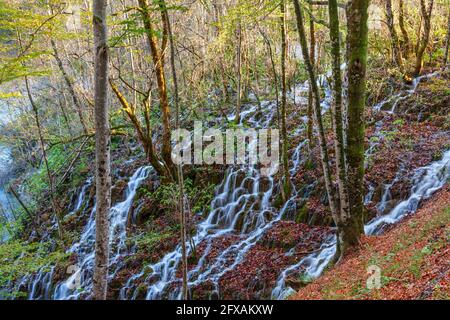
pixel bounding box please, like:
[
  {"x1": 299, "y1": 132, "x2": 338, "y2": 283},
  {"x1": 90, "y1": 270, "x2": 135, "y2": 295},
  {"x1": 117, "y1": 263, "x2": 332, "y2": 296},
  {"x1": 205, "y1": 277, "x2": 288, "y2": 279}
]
[
  {"x1": 0, "y1": 240, "x2": 69, "y2": 296},
  {"x1": 133, "y1": 231, "x2": 174, "y2": 253},
  {"x1": 295, "y1": 202, "x2": 308, "y2": 224}
]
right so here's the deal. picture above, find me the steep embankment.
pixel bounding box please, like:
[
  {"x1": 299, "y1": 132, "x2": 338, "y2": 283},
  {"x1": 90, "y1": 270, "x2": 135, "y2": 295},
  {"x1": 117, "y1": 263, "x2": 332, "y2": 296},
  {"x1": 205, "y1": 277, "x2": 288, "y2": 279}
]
[{"x1": 293, "y1": 187, "x2": 449, "y2": 300}]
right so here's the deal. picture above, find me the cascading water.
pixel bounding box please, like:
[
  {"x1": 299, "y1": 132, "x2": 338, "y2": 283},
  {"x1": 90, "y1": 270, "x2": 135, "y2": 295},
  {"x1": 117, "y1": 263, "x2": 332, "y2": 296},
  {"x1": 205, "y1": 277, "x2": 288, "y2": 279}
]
[
  {"x1": 120, "y1": 101, "x2": 281, "y2": 300},
  {"x1": 24, "y1": 166, "x2": 153, "y2": 300},
  {"x1": 272, "y1": 149, "x2": 450, "y2": 299},
  {"x1": 53, "y1": 166, "x2": 153, "y2": 300},
  {"x1": 119, "y1": 70, "x2": 336, "y2": 300},
  {"x1": 0, "y1": 145, "x2": 15, "y2": 242},
  {"x1": 271, "y1": 71, "x2": 448, "y2": 299},
  {"x1": 374, "y1": 71, "x2": 441, "y2": 113}
]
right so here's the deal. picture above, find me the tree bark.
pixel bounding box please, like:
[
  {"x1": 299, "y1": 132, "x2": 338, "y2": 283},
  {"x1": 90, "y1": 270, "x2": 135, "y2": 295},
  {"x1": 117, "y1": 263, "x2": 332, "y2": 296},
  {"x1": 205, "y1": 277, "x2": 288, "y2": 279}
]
[
  {"x1": 328, "y1": 0, "x2": 350, "y2": 234},
  {"x1": 307, "y1": 1, "x2": 315, "y2": 153},
  {"x1": 343, "y1": 0, "x2": 369, "y2": 255},
  {"x1": 443, "y1": 8, "x2": 450, "y2": 67},
  {"x1": 161, "y1": 0, "x2": 189, "y2": 299},
  {"x1": 92, "y1": 0, "x2": 111, "y2": 300},
  {"x1": 398, "y1": 0, "x2": 411, "y2": 57},
  {"x1": 235, "y1": 20, "x2": 242, "y2": 124}
]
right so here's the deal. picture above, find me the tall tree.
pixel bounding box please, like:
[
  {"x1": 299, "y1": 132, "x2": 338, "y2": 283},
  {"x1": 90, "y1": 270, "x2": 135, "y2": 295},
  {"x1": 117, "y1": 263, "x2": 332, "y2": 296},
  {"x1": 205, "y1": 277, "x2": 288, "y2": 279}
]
[
  {"x1": 398, "y1": 0, "x2": 411, "y2": 57},
  {"x1": 307, "y1": 1, "x2": 315, "y2": 154},
  {"x1": 415, "y1": 0, "x2": 434, "y2": 75},
  {"x1": 280, "y1": 0, "x2": 291, "y2": 199},
  {"x1": 443, "y1": 4, "x2": 449, "y2": 67},
  {"x1": 342, "y1": 0, "x2": 369, "y2": 254},
  {"x1": 92, "y1": 0, "x2": 111, "y2": 300},
  {"x1": 328, "y1": 0, "x2": 351, "y2": 260},
  {"x1": 24, "y1": 76, "x2": 64, "y2": 239},
  {"x1": 160, "y1": 0, "x2": 189, "y2": 299},
  {"x1": 235, "y1": 19, "x2": 242, "y2": 124},
  {"x1": 138, "y1": 0, "x2": 174, "y2": 176},
  {"x1": 385, "y1": 0, "x2": 404, "y2": 72}
]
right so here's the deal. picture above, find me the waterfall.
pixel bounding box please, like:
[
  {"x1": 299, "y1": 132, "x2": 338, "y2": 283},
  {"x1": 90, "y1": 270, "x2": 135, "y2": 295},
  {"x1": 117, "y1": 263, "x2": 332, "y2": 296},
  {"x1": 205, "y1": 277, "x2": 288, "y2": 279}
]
[
  {"x1": 120, "y1": 68, "x2": 335, "y2": 300},
  {"x1": 25, "y1": 166, "x2": 152, "y2": 300}
]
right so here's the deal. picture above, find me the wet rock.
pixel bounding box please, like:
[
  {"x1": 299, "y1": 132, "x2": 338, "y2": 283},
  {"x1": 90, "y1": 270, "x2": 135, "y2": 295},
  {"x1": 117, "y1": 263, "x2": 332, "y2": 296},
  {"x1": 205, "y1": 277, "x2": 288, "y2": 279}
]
[
  {"x1": 111, "y1": 179, "x2": 128, "y2": 203},
  {"x1": 134, "y1": 198, "x2": 161, "y2": 225}
]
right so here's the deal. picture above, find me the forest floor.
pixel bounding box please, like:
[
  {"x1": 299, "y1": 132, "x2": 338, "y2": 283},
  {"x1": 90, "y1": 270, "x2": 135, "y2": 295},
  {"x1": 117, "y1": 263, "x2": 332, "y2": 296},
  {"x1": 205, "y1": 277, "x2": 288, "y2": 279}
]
[{"x1": 292, "y1": 187, "x2": 449, "y2": 300}]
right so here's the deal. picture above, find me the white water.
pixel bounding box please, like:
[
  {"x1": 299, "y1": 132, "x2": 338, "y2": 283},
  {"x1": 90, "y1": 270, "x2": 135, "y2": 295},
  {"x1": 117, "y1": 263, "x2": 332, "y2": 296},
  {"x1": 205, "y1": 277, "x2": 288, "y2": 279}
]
[
  {"x1": 120, "y1": 102, "x2": 281, "y2": 300},
  {"x1": 374, "y1": 72, "x2": 440, "y2": 113},
  {"x1": 25, "y1": 166, "x2": 153, "y2": 300}
]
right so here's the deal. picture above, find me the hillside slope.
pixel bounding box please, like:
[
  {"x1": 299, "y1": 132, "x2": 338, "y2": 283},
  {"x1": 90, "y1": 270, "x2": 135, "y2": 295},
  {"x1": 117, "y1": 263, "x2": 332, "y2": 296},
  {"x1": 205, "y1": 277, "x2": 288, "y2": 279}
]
[{"x1": 293, "y1": 187, "x2": 450, "y2": 300}]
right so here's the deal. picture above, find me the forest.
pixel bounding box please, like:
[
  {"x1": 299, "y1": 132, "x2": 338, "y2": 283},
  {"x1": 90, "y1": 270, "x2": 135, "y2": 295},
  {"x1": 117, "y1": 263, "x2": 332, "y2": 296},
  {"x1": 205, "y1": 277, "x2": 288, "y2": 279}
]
[{"x1": 0, "y1": 0, "x2": 448, "y2": 301}]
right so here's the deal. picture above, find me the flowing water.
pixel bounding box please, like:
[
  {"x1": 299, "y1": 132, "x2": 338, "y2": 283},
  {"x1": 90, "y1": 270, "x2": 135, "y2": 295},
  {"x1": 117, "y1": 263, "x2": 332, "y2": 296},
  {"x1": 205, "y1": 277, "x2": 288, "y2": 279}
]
[
  {"x1": 0, "y1": 146, "x2": 16, "y2": 242},
  {"x1": 118, "y1": 73, "x2": 333, "y2": 300},
  {"x1": 24, "y1": 166, "x2": 153, "y2": 300}
]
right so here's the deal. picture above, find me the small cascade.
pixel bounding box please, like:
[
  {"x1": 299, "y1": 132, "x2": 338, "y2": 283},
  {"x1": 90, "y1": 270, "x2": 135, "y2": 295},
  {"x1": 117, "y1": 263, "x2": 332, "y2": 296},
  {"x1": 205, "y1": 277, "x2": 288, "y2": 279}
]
[
  {"x1": 365, "y1": 150, "x2": 450, "y2": 235},
  {"x1": 374, "y1": 71, "x2": 440, "y2": 113},
  {"x1": 53, "y1": 166, "x2": 153, "y2": 299},
  {"x1": 271, "y1": 150, "x2": 450, "y2": 299},
  {"x1": 121, "y1": 102, "x2": 280, "y2": 299},
  {"x1": 66, "y1": 178, "x2": 92, "y2": 218}
]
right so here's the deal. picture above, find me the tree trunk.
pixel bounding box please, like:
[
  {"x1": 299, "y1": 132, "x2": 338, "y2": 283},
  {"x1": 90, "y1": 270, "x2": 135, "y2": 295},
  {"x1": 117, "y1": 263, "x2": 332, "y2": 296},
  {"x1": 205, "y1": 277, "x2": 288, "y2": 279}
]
[
  {"x1": 138, "y1": 0, "x2": 174, "y2": 176},
  {"x1": 280, "y1": 0, "x2": 291, "y2": 199},
  {"x1": 292, "y1": 0, "x2": 338, "y2": 219},
  {"x1": 307, "y1": 1, "x2": 315, "y2": 153},
  {"x1": 92, "y1": 0, "x2": 111, "y2": 300},
  {"x1": 385, "y1": 0, "x2": 404, "y2": 72},
  {"x1": 414, "y1": 0, "x2": 434, "y2": 76},
  {"x1": 161, "y1": 0, "x2": 189, "y2": 299},
  {"x1": 328, "y1": 0, "x2": 350, "y2": 230},
  {"x1": 343, "y1": 0, "x2": 369, "y2": 256},
  {"x1": 24, "y1": 76, "x2": 64, "y2": 240},
  {"x1": 398, "y1": 0, "x2": 410, "y2": 57},
  {"x1": 235, "y1": 20, "x2": 242, "y2": 124},
  {"x1": 443, "y1": 8, "x2": 450, "y2": 67}
]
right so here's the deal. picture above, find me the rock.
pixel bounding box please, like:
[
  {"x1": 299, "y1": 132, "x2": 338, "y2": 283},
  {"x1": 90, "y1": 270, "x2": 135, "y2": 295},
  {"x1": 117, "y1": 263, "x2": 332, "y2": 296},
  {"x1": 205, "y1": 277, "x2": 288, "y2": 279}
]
[{"x1": 111, "y1": 179, "x2": 128, "y2": 203}]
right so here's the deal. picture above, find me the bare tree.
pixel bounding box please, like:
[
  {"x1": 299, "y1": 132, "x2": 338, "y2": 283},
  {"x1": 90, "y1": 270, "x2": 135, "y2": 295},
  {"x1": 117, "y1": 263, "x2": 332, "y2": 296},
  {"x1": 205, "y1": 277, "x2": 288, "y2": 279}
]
[
  {"x1": 292, "y1": 0, "x2": 338, "y2": 222},
  {"x1": 92, "y1": 0, "x2": 111, "y2": 300}
]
